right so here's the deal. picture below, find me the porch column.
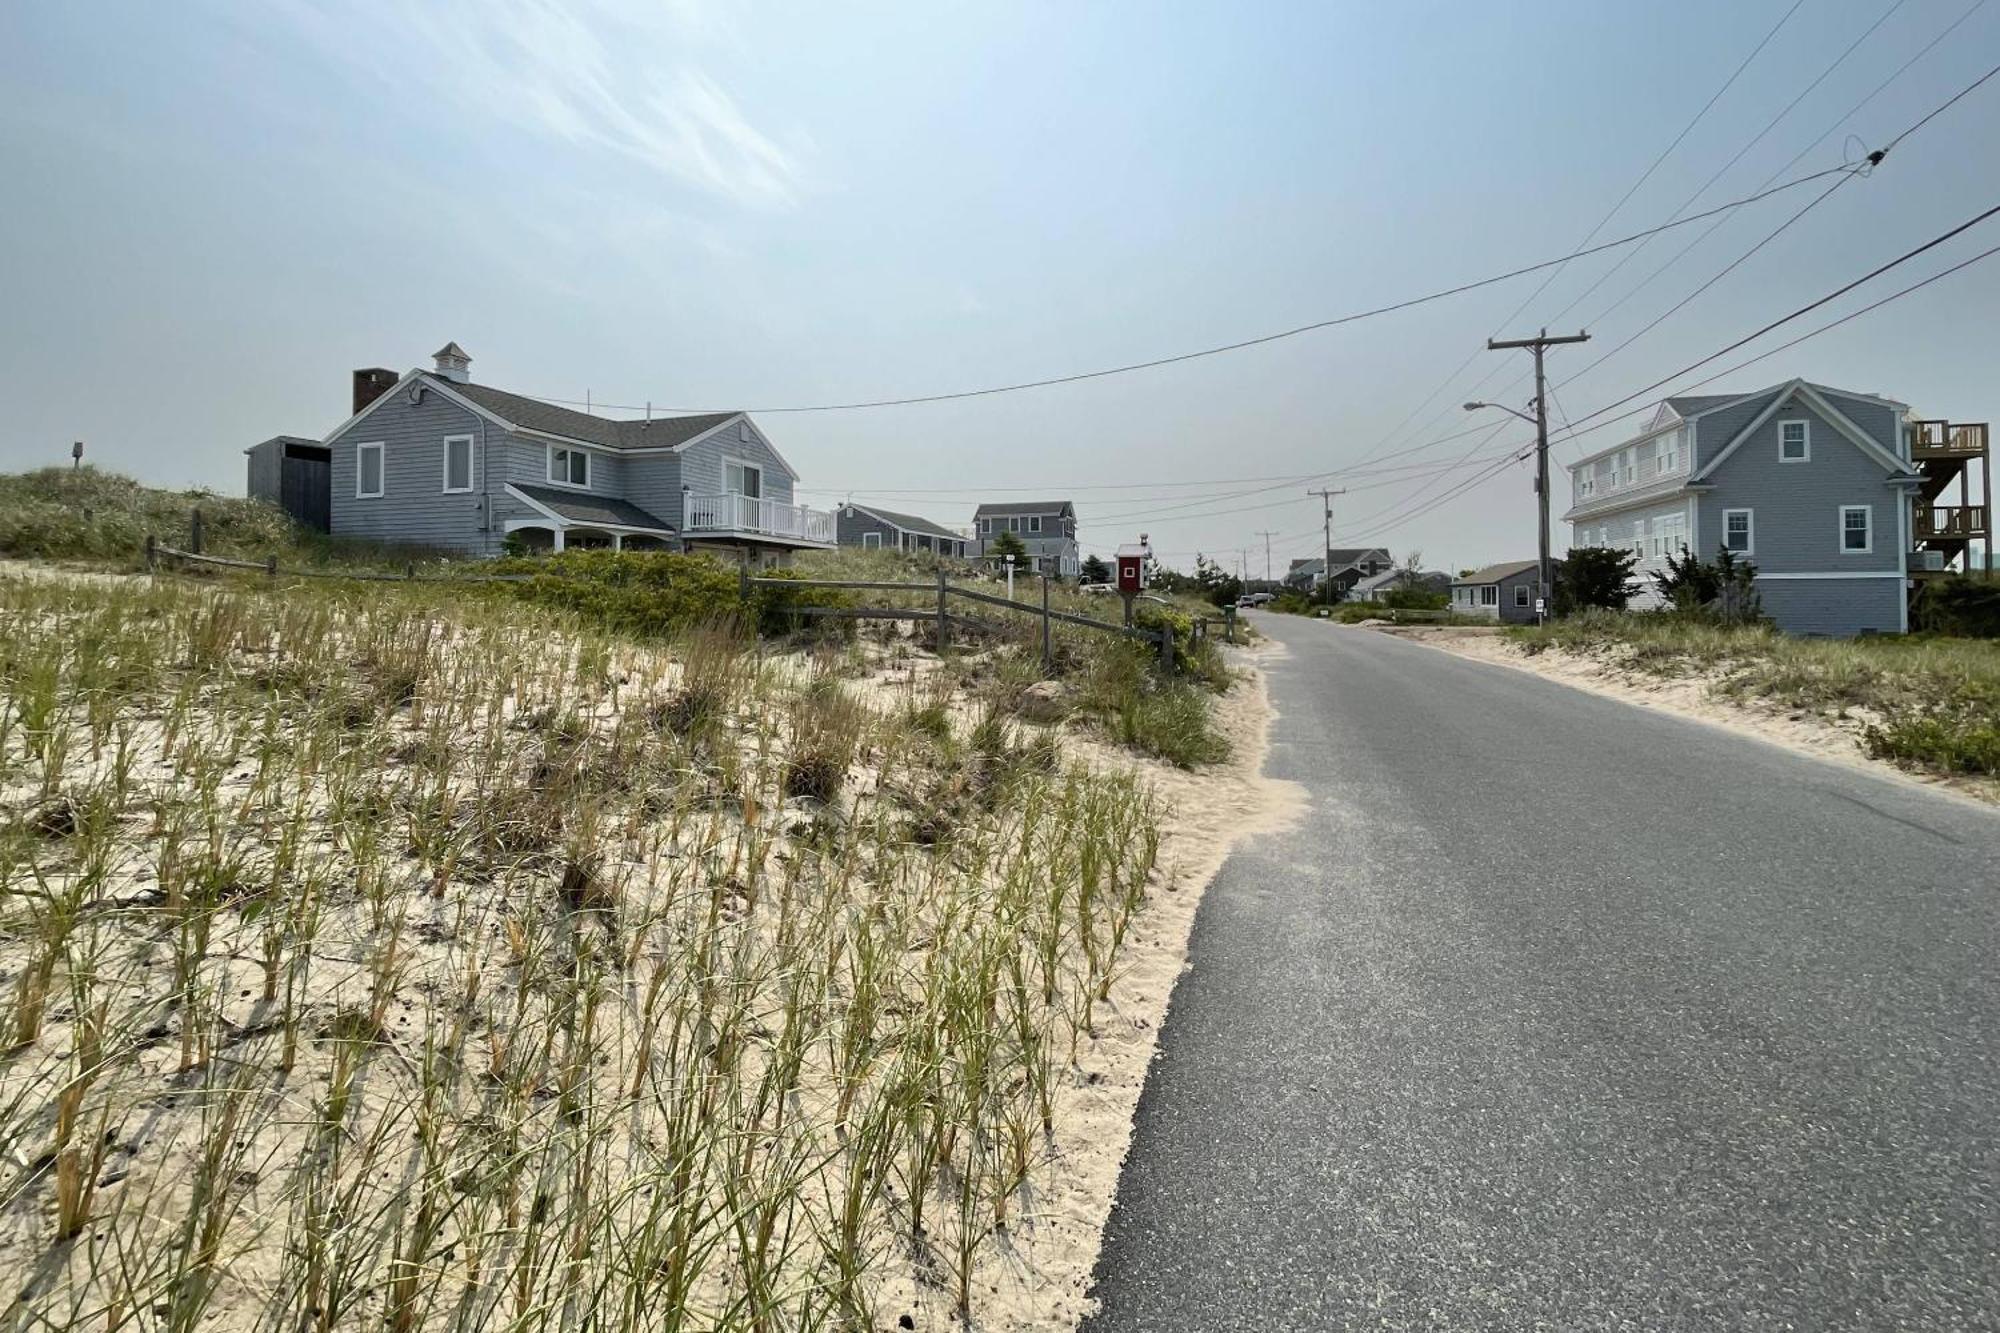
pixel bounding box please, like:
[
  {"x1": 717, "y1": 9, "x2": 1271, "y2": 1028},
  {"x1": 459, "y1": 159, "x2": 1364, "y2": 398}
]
[
  {"x1": 553, "y1": 527, "x2": 566, "y2": 552},
  {"x1": 612, "y1": 533, "x2": 624, "y2": 551}
]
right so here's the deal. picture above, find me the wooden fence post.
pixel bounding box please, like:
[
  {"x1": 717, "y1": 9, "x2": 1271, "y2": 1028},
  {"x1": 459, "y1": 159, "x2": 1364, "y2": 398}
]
[
  {"x1": 1157, "y1": 626, "x2": 1174, "y2": 672},
  {"x1": 936, "y1": 568, "x2": 950, "y2": 652},
  {"x1": 1040, "y1": 575, "x2": 1051, "y2": 673},
  {"x1": 144, "y1": 534, "x2": 156, "y2": 572},
  {"x1": 189, "y1": 507, "x2": 204, "y2": 555}
]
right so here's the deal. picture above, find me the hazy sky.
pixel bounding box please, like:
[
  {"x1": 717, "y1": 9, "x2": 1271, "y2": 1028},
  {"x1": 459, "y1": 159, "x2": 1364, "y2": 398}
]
[{"x1": 3, "y1": 0, "x2": 1996, "y2": 573}]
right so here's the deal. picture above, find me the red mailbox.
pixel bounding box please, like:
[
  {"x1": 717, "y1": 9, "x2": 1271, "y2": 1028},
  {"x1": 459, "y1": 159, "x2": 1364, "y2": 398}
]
[{"x1": 1115, "y1": 537, "x2": 1151, "y2": 594}]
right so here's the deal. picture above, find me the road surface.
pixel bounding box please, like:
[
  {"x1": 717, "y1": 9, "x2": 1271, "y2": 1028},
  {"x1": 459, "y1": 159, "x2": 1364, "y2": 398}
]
[{"x1": 1084, "y1": 617, "x2": 2000, "y2": 1331}]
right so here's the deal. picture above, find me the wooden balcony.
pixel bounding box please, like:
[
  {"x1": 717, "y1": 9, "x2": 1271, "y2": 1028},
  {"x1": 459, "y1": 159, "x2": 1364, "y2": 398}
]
[
  {"x1": 1911, "y1": 419, "x2": 1989, "y2": 460},
  {"x1": 1912, "y1": 504, "x2": 1988, "y2": 540}
]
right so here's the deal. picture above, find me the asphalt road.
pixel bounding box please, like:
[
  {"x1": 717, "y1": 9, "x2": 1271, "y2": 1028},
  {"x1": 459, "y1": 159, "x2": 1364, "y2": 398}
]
[{"x1": 1083, "y1": 616, "x2": 2000, "y2": 1332}]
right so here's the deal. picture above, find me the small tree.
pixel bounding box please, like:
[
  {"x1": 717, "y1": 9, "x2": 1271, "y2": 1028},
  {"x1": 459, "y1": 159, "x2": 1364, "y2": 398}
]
[
  {"x1": 1080, "y1": 554, "x2": 1110, "y2": 584},
  {"x1": 1652, "y1": 544, "x2": 1764, "y2": 624},
  {"x1": 1191, "y1": 554, "x2": 1243, "y2": 608},
  {"x1": 988, "y1": 529, "x2": 1028, "y2": 569},
  {"x1": 1554, "y1": 546, "x2": 1639, "y2": 616}
]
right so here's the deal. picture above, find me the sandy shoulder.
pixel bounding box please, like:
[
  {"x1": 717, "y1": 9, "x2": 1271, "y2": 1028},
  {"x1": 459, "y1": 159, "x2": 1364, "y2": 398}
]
[
  {"x1": 1381, "y1": 625, "x2": 2000, "y2": 807},
  {"x1": 936, "y1": 641, "x2": 1307, "y2": 1330}
]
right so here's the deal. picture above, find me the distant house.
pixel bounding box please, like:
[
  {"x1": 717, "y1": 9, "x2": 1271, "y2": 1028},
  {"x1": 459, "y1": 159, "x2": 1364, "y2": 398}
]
[
  {"x1": 1285, "y1": 548, "x2": 1392, "y2": 597},
  {"x1": 972, "y1": 501, "x2": 1079, "y2": 576},
  {"x1": 1347, "y1": 568, "x2": 1450, "y2": 603},
  {"x1": 1564, "y1": 378, "x2": 1992, "y2": 636},
  {"x1": 837, "y1": 504, "x2": 969, "y2": 558},
  {"x1": 1451, "y1": 560, "x2": 1543, "y2": 624},
  {"x1": 301, "y1": 343, "x2": 836, "y2": 566},
  {"x1": 244, "y1": 435, "x2": 331, "y2": 532}
]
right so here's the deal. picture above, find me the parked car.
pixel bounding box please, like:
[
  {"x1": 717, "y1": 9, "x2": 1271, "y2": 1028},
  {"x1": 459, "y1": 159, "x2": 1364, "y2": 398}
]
[
  {"x1": 1237, "y1": 591, "x2": 1274, "y2": 606},
  {"x1": 1079, "y1": 582, "x2": 1116, "y2": 595}
]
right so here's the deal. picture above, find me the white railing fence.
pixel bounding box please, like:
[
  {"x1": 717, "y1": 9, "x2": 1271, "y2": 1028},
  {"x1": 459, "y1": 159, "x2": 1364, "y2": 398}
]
[{"x1": 684, "y1": 491, "x2": 835, "y2": 543}]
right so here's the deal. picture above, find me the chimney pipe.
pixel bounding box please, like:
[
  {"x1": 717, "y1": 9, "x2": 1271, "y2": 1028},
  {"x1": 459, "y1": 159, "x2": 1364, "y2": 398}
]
[{"x1": 352, "y1": 367, "x2": 397, "y2": 416}]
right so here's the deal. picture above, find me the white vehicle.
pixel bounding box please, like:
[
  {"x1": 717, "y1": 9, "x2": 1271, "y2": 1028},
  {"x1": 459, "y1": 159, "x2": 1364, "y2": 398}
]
[{"x1": 1079, "y1": 582, "x2": 1117, "y2": 595}]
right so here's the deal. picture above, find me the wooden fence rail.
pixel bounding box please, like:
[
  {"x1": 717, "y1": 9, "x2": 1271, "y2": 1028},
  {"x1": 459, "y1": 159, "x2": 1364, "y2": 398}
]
[{"x1": 741, "y1": 567, "x2": 1230, "y2": 672}]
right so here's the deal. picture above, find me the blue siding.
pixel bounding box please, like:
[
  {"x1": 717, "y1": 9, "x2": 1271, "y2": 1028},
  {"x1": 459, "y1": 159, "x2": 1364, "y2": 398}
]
[
  {"x1": 623, "y1": 454, "x2": 685, "y2": 529},
  {"x1": 679, "y1": 418, "x2": 796, "y2": 505},
  {"x1": 1756, "y1": 579, "x2": 1904, "y2": 637}
]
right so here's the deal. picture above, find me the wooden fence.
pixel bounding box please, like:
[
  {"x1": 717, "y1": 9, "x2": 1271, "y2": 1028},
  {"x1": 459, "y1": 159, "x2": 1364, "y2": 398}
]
[
  {"x1": 743, "y1": 567, "x2": 1233, "y2": 672},
  {"x1": 146, "y1": 538, "x2": 532, "y2": 585}
]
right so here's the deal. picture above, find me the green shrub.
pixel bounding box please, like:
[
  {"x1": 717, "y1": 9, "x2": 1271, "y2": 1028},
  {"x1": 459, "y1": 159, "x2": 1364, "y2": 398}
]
[
  {"x1": 494, "y1": 550, "x2": 855, "y2": 642},
  {"x1": 0, "y1": 466, "x2": 296, "y2": 562},
  {"x1": 1911, "y1": 576, "x2": 2000, "y2": 638},
  {"x1": 1865, "y1": 705, "x2": 2000, "y2": 775}
]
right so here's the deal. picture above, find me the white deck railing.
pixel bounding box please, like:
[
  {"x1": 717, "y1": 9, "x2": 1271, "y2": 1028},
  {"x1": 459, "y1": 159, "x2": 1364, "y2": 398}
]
[{"x1": 683, "y1": 491, "x2": 835, "y2": 544}]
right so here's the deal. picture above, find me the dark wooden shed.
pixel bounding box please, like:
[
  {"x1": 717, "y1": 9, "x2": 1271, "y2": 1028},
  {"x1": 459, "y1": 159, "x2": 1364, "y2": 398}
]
[{"x1": 245, "y1": 435, "x2": 332, "y2": 532}]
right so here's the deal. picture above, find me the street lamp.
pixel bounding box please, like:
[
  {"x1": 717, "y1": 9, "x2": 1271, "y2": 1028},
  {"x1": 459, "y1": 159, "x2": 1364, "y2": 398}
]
[{"x1": 1463, "y1": 400, "x2": 1537, "y2": 426}]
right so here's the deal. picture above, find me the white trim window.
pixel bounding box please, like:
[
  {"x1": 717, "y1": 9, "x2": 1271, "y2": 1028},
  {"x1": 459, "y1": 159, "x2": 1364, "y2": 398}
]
[
  {"x1": 1840, "y1": 504, "x2": 1873, "y2": 554},
  {"x1": 861, "y1": 531, "x2": 881, "y2": 549},
  {"x1": 1029, "y1": 515, "x2": 1042, "y2": 534},
  {"x1": 1513, "y1": 584, "x2": 1530, "y2": 608},
  {"x1": 356, "y1": 442, "x2": 385, "y2": 499},
  {"x1": 1779, "y1": 419, "x2": 1810, "y2": 463},
  {"x1": 1723, "y1": 508, "x2": 1754, "y2": 555},
  {"x1": 723, "y1": 458, "x2": 762, "y2": 498},
  {"x1": 548, "y1": 446, "x2": 589, "y2": 489},
  {"x1": 1480, "y1": 585, "x2": 1498, "y2": 607},
  {"x1": 442, "y1": 434, "x2": 474, "y2": 494}
]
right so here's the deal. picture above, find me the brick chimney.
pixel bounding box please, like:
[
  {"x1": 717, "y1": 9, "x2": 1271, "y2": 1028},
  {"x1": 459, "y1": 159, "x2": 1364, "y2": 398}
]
[{"x1": 352, "y1": 367, "x2": 397, "y2": 416}]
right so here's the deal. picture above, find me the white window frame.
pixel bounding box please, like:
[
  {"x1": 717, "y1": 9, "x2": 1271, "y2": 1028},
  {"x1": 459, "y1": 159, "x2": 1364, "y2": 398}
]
[
  {"x1": 1779, "y1": 419, "x2": 1810, "y2": 463},
  {"x1": 723, "y1": 456, "x2": 763, "y2": 498},
  {"x1": 1029, "y1": 515, "x2": 1042, "y2": 533},
  {"x1": 862, "y1": 530, "x2": 882, "y2": 549},
  {"x1": 1480, "y1": 584, "x2": 1498, "y2": 607},
  {"x1": 1513, "y1": 584, "x2": 1530, "y2": 608},
  {"x1": 1839, "y1": 504, "x2": 1873, "y2": 555},
  {"x1": 441, "y1": 434, "x2": 474, "y2": 494},
  {"x1": 1723, "y1": 508, "x2": 1754, "y2": 556},
  {"x1": 355, "y1": 441, "x2": 385, "y2": 499},
  {"x1": 547, "y1": 445, "x2": 589, "y2": 490}
]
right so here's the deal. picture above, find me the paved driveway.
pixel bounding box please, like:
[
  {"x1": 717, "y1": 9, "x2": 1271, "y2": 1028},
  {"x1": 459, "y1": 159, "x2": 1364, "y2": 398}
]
[{"x1": 1084, "y1": 617, "x2": 2000, "y2": 1331}]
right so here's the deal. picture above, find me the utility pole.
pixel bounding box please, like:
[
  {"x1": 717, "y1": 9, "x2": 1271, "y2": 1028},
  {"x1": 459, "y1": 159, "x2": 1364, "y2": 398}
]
[
  {"x1": 1306, "y1": 489, "x2": 1346, "y2": 603},
  {"x1": 1486, "y1": 328, "x2": 1589, "y2": 620},
  {"x1": 1255, "y1": 530, "x2": 1279, "y2": 585}
]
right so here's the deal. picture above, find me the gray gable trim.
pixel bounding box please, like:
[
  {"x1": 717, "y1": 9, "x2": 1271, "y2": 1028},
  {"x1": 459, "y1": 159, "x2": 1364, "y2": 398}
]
[{"x1": 1692, "y1": 380, "x2": 1915, "y2": 482}]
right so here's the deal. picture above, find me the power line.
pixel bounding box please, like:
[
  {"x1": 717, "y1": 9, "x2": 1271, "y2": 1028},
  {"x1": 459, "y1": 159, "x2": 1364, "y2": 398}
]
[{"x1": 515, "y1": 166, "x2": 1858, "y2": 417}]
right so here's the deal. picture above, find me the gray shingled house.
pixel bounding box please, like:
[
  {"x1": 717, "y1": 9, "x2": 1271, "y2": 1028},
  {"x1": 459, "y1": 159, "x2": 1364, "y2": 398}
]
[
  {"x1": 1564, "y1": 379, "x2": 1991, "y2": 636},
  {"x1": 1451, "y1": 560, "x2": 1543, "y2": 624},
  {"x1": 311, "y1": 343, "x2": 836, "y2": 566},
  {"x1": 972, "y1": 501, "x2": 1079, "y2": 576},
  {"x1": 836, "y1": 504, "x2": 969, "y2": 557}
]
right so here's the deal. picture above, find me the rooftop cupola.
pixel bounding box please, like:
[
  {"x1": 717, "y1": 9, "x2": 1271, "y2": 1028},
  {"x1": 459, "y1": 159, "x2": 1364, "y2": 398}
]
[{"x1": 432, "y1": 341, "x2": 472, "y2": 383}]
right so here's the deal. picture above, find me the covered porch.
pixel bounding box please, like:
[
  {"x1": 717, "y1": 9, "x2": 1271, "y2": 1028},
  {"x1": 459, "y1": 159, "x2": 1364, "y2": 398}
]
[{"x1": 504, "y1": 483, "x2": 678, "y2": 553}]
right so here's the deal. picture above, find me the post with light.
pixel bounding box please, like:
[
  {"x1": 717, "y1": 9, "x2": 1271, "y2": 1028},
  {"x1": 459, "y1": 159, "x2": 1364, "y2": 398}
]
[
  {"x1": 1467, "y1": 327, "x2": 1589, "y2": 623},
  {"x1": 1003, "y1": 554, "x2": 1016, "y2": 602}
]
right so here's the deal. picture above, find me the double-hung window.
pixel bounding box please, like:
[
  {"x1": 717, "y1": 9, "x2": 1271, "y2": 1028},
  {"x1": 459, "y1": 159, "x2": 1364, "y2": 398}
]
[
  {"x1": 1723, "y1": 508, "x2": 1754, "y2": 555},
  {"x1": 1840, "y1": 504, "x2": 1872, "y2": 554},
  {"x1": 724, "y1": 459, "x2": 761, "y2": 498},
  {"x1": 1779, "y1": 419, "x2": 1810, "y2": 463},
  {"x1": 442, "y1": 435, "x2": 474, "y2": 493},
  {"x1": 356, "y1": 442, "x2": 385, "y2": 499},
  {"x1": 1480, "y1": 585, "x2": 1498, "y2": 607},
  {"x1": 549, "y1": 447, "x2": 588, "y2": 488},
  {"x1": 1513, "y1": 585, "x2": 1530, "y2": 608},
  {"x1": 862, "y1": 531, "x2": 882, "y2": 549},
  {"x1": 1029, "y1": 515, "x2": 1042, "y2": 533}
]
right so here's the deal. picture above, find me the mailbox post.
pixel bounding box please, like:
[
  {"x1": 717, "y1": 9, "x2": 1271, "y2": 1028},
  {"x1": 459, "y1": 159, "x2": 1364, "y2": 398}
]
[{"x1": 1115, "y1": 535, "x2": 1152, "y2": 629}]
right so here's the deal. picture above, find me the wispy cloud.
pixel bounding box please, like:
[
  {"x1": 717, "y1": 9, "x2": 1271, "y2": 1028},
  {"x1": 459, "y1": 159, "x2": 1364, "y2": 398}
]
[{"x1": 268, "y1": 0, "x2": 803, "y2": 208}]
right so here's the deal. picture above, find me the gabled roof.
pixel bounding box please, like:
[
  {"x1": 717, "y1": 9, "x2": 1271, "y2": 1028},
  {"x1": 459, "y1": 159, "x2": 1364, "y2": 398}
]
[
  {"x1": 1349, "y1": 569, "x2": 1404, "y2": 595},
  {"x1": 1454, "y1": 559, "x2": 1538, "y2": 586},
  {"x1": 451, "y1": 382, "x2": 739, "y2": 452},
  {"x1": 1691, "y1": 379, "x2": 1919, "y2": 482},
  {"x1": 507, "y1": 483, "x2": 677, "y2": 533},
  {"x1": 973, "y1": 500, "x2": 1074, "y2": 517},
  {"x1": 844, "y1": 503, "x2": 963, "y2": 541},
  {"x1": 1664, "y1": 393, "x2": 1743, "y2": 418}
]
